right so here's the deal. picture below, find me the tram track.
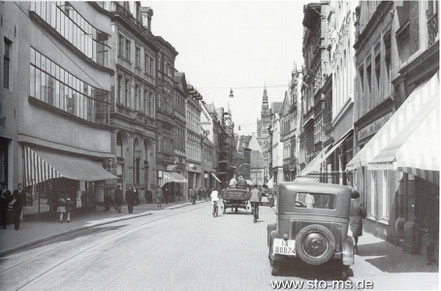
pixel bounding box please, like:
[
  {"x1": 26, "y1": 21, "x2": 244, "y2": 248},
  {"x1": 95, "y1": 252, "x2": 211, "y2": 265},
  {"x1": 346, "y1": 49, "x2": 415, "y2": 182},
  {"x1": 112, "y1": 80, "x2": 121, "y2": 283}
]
[{"x1": 0, "y1": 203, "x2": 208, "y2": 290}]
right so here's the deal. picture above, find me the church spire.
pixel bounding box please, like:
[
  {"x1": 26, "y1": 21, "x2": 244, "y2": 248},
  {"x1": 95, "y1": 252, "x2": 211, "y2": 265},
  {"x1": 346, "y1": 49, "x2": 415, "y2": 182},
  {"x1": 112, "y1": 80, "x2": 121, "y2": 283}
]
[{"x1": 261, "y1": 86, "x2": 269, "y2": 112}]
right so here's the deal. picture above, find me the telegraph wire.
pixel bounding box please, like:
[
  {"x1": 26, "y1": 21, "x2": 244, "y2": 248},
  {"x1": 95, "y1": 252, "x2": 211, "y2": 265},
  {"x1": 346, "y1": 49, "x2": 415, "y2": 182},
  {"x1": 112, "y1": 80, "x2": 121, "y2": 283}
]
[{"x1": 197, "y1": 84, "x2": 289, "y2": 90}]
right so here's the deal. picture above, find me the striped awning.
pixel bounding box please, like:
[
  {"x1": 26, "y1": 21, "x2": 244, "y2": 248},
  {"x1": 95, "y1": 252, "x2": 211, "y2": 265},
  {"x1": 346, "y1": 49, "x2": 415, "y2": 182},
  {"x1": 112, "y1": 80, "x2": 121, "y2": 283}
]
[
  {"x1": 295, "y1": 145, "x2": 331, "y2": 183},
  {"x1": 295, "y1": 129, "x2": 353, "y2": 183},
  {"x1": 159, "y1": 172, "x2": 187, "y2": 186},
  {"x1": 348, "y1": 73, "x2": 439, "y2": 173},
  {"x1": 366, "y1": 73, "x2": 440, "y2": 184},
  {"x1": 24, "y1": 146, "x2": 117, "y2": 187},
  {"x1": 24, "y1": 146, "x2": 61, "y2": 187}
]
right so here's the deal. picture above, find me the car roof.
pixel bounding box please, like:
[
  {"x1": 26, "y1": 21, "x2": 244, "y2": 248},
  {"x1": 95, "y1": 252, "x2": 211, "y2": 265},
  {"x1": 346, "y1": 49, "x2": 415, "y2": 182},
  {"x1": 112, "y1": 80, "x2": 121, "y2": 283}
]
[{"x1": 279, "y1": 181, "x2": 352, "y2": 196}]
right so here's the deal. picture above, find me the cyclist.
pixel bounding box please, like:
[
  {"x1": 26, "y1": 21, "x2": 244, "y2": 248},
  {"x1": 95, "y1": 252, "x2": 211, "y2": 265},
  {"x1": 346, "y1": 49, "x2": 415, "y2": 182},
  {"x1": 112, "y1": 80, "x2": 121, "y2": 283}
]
[
  {"x1": 210, "y1": 188, "x2": 220, "y2": 216},
  {"x1": 249, "y1": 184, "x2": 261, "y2": 221}
]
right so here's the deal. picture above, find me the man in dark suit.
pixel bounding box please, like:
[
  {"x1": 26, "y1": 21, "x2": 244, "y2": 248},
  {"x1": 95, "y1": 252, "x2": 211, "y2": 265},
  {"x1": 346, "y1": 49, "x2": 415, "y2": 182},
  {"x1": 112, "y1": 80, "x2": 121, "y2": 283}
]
[
  {"x1": 11, "y1": 183, "x2": 27, "y2": 230},
  {"x1": 125, "y1": 187, "x2": 134, "y2": 214},
  {"x1": 0, "y1": 182, "x2": 11, "y2": 229}
]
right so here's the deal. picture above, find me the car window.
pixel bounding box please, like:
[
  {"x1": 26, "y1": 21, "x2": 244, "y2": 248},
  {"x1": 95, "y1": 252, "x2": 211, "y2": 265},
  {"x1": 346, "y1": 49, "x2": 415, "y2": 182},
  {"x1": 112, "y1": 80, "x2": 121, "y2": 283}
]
[{"x1": 294, "y1": 192, "x2": 336, "y2": 209}]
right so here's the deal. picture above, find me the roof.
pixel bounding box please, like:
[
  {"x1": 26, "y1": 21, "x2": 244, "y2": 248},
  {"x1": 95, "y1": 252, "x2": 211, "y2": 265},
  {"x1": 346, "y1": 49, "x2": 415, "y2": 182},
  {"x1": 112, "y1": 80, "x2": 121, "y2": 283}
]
[
  {"x1": 248, "y1": 134, "x2": 263, "y2": 152},
  {"x1": 281, "y1": 92, "x2": 291, "y2": 116},
  {"x1": 155, "y1": 35, "x2": 178, "y2": 56},
  {"x1": 271, "y1": 102, "x2": 283, "y2": 115}
]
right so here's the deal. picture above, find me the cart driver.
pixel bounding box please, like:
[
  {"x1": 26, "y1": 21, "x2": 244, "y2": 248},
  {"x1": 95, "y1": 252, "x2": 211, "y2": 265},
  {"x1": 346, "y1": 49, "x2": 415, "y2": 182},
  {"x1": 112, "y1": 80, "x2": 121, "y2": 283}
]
[{"x1": 229, "y1": 173, "x2": 238, "y2": 187}]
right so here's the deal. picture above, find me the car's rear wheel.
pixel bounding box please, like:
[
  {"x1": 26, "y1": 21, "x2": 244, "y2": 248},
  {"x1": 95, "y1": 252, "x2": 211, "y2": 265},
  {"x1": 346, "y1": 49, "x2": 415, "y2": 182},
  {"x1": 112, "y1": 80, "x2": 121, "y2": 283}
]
[{"x1": 295, "y1": 224, "x2": 336, "y2": 266}]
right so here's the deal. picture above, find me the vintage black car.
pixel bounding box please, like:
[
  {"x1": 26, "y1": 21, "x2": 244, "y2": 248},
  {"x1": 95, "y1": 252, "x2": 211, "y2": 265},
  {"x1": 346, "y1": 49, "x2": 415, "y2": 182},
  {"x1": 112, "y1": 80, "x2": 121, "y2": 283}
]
[
  {"x1": 221, "y1": 187, "x2": 251, "y2": 213},
  {"x1": 267, "y1": 182, "x2": 354, "y2": 277}
]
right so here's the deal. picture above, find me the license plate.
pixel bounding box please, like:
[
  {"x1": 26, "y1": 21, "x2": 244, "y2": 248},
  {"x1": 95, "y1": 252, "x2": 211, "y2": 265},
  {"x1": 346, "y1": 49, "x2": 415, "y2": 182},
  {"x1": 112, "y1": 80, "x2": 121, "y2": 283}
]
[{"x1": 273, "y1": 238, "x2": 296, "y2": 256}]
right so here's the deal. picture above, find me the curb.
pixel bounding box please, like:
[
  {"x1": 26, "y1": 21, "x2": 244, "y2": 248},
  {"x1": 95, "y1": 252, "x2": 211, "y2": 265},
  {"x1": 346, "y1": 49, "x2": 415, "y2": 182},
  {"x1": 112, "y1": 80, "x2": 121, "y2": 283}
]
[
  {"x1": 165, "y1": 200, "x2": 209, "y2": 210},
  {"x1": 0, "y1": 212, "x2": 152, "y2": 258}
]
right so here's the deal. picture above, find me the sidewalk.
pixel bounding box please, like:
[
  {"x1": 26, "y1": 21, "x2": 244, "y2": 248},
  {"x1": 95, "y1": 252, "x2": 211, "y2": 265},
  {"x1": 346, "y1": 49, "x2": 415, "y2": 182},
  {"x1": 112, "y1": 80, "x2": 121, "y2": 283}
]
[
  {"x1": 350, "y1": 231, "x2": 439, "y2": 290},
  {"x1": 0, "y1": 199, "x2": 207, "y2": 257}
]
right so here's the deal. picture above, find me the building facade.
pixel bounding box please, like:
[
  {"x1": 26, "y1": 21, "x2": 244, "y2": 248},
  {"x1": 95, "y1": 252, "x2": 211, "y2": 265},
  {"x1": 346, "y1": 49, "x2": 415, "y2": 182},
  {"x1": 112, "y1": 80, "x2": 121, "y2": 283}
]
[
  {"x1": 300, "y1": 2, "x2": 331, "y2": 170},
  {"x1": 349, "y1": 1, "x2": 439, "y2": 256},
  {"x1": 200, "y1": 101, "x2": 219, "y2": 190},
  {"x1": 217, "y1": 107, "x2": 236, "y2": 187},
  {"x1": 100, "y1": 1, "x2": 158, "y2": 202},
  {"x1": 155, "y1": 35, "x2": 179, "y2": 200},
  {"x1": 185, "y1": 84, "x2": 203, "y2": 193},
  {"x1": 281, "y1": 64, "x2": 301, "y2": 182},
  {"x1": 2, "y1": 2, "x2": 116, "y2": 214},
  {"x1": 173, "y1": 72, "x2": 188, "y2": 198},
  {"x1": 270, "y1": 102, "x2": 283, "y2": 184}
]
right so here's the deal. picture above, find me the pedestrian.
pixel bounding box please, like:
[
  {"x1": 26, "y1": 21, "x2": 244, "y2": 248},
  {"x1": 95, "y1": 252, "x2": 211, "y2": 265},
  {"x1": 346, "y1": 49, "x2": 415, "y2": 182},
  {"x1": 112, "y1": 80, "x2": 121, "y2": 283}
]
[
  {"x1": 114, "y1": 185, "x2": 123, "y2": 213},
  {"x1": 189, "y1": 188, "x2": 196, "y2": 205},
  {"x1": 156, "y1": 186, "x2": 163, "y2": 207},
  {"x1": 163, "y1": 185, "x2": 169, "y2": 205},
  {"x1": 0, "y1": 182, "x2": 11, "y2": 229},
  {"x1": 202, "y1": 187, "x2": 207, "y2": 201},
  {"x1": 65, "y1": 197, "x2": 74, "y2": 223},
  {"x1": 126, "y1": 187, "x2": 134, "y2": 213},
  {"x1": 349, "y1": 190, "x2": 366, "y2": 254},
  {"x1": 103, "y1": 190, "x2": 111, "y2": 211},
  {"x1": 133, "y1": 188, "x2": 140, "y2": 206},
  {"x1": 249, "y1": 184, "x2": 261, "y2": 219},
  {"x1": 425, "y1": 194, "x2": 439, "y2": 265},
  {"x1": 57, "y1": 195, "x2": 67, "y2": 223},
  {"x1": 10, "y1": 183, "x2": 27, "y2": 230}
]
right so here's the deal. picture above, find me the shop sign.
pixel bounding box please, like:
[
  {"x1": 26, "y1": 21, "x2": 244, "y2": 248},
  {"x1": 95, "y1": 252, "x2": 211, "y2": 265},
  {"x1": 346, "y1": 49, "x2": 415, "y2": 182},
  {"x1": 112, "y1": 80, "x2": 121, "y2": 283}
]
[
  {"x1": 357, "y1": 112, "x2": 392, "y2": 141},
  {"x1": 167, "y1": 164, "x2": 177, "y2": 171}
]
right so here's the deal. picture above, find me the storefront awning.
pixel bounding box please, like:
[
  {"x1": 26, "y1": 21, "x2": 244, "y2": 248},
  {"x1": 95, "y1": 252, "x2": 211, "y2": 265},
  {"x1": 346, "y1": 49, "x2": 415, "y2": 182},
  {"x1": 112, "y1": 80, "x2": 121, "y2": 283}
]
[
  {"x1": 159, "y1": 172, "x2": 187, "y2": 186},
  {"x1": 347, "y1": 73, "x2": 439, "y2": 173},
  {"x1": 211, "y1": 173, "x2": 221, "y2": 183},
  {"x1": 24, "y1": 146, "x2": 117, "y2": 186},
  {"x1": 295, "y1": 129, "x2": 353, "y2": 183},
  {"x1": 365, "y1": 73, "x2": 440, "y2": 184}
]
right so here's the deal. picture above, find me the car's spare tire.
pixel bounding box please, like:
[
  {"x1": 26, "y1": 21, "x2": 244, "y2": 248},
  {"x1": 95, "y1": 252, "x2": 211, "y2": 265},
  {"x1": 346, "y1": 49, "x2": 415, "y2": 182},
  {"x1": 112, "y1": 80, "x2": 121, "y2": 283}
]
[{"x1": 295, "y1": 224, "x2": 336, "y2": 265}]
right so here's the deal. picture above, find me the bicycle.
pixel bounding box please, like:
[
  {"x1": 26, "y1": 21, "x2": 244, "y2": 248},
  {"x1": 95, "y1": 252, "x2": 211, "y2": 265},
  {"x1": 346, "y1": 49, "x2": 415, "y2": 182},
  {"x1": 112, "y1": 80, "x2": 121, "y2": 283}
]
[{"x1": 212, "y1": 201, "x2": 218, "y2": 217}]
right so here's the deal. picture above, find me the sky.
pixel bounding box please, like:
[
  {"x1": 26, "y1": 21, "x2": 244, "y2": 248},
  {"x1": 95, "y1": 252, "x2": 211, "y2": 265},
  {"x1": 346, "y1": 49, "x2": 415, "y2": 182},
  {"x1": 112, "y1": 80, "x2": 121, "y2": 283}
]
[{"x1": 148, "y1": 1, "x2": 306, "y2": 135}]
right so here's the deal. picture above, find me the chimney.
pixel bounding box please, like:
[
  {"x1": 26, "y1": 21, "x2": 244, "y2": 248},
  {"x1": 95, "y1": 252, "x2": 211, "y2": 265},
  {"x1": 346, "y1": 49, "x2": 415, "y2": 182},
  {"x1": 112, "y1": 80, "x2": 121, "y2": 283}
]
[{"x1": 140, "y1": 7, "x2": 153, "y2": 32}]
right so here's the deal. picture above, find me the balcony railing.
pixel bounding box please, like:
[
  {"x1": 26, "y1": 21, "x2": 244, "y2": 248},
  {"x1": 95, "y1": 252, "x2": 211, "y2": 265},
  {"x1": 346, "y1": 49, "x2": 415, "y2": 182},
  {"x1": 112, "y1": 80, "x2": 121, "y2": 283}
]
[{"x1": 428, "y1": 13, "x2": 439, "y2": 47}]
